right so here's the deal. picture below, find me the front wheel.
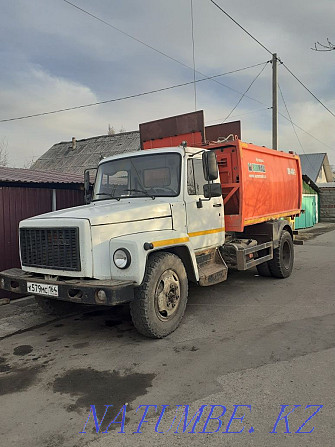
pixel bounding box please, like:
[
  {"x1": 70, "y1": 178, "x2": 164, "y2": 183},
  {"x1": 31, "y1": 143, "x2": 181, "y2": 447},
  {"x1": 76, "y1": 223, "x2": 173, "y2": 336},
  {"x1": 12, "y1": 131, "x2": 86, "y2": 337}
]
[
  {"x1": 130, "y1": 252, "x2": 188, "y2": 338},
  {"x1": 268, "y1": 230, "x2": 294, "y2": 278}
]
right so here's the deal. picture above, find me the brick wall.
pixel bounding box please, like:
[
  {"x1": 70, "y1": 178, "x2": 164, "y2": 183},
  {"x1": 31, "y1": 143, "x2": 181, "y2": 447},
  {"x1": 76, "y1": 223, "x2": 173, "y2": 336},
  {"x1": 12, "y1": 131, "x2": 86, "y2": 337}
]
[{"x1": 319, "y1": 185, "x2": 335, "y2": 222}]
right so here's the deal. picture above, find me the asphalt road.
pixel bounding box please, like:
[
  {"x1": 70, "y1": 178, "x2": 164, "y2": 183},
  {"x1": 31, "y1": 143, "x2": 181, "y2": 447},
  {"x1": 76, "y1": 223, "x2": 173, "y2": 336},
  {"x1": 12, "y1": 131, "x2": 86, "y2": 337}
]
[{"x1": 0, "y1": 226, "x2": 334, "y2": 447}]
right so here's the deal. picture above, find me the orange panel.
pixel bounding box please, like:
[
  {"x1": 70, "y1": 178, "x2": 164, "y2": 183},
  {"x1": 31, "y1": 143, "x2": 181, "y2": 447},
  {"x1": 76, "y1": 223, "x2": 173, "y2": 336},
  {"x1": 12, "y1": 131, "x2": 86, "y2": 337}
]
[
  {"x1": 142, "y1": 132, "x2": 203, "y2": 150},
  {"x1": 207, "y1": 140, "x2": 302, "y2": 232}
]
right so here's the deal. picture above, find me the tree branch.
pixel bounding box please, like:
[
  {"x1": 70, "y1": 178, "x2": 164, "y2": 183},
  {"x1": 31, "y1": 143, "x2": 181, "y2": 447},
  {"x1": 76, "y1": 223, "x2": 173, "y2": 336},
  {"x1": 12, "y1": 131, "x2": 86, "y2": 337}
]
[{"x1": 312, "y1": 38, "x2": 335, "y2": 51}]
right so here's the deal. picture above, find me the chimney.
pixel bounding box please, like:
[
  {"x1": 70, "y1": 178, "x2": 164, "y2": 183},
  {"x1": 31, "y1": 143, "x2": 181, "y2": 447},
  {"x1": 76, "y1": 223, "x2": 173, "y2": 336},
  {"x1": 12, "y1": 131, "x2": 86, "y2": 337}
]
[{"x1": 72, "y1": 137, "x2": 76, "y2": 150}]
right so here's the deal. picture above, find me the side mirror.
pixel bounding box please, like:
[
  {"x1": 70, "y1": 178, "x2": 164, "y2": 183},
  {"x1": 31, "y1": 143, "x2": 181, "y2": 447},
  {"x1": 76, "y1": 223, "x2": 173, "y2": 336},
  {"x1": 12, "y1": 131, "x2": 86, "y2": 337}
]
[
  {"x1": 203, "y1": 182, "x2": 222, "y2": 198},
  {"x1": 202, "y1": 151, "x2": 218, "y2": 181}
]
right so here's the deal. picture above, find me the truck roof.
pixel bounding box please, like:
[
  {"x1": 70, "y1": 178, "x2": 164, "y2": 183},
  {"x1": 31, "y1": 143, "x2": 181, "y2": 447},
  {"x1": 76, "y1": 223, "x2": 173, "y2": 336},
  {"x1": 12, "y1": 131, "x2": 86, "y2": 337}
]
[{"x1": 98, "y1": 146, "x2": 203, "y2": 166}]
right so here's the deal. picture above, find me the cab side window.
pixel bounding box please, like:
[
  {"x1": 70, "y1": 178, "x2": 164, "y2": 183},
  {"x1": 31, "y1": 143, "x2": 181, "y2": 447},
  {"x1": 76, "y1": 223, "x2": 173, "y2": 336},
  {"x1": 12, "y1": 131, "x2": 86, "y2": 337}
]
[{"x1": 187, "y1": 159, "x2": 206, "y2": 196}]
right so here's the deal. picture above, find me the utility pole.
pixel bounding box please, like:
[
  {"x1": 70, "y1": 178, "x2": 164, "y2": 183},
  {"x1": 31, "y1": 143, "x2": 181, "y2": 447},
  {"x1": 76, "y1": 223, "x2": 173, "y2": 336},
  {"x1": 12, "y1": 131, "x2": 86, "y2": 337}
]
[{"x1": 272, "y1": 53, "x2": 278, "y2": 150}]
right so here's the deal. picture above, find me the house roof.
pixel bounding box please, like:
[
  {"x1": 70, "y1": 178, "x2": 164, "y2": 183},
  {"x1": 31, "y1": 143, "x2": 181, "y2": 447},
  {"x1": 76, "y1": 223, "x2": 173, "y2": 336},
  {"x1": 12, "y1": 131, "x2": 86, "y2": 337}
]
[
  {"x1": 298, "y1": 153, "x2": 333, "y2": 182},
  {"x1": 302, "y1": 175, "x2": 319, "y2": 193},
  {"x1": 31, "y1": 131, "x2": 140, "y2": 175},
  {"x1": 0, "y1": 166, "x2": 83, "y2": 184}
]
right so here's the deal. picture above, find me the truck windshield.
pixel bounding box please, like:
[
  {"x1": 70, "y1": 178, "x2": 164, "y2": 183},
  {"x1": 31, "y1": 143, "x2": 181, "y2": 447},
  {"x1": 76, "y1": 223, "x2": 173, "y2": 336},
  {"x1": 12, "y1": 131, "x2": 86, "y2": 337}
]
[{"x1": 93, "y1": 152, "x2": 181, "y2": 201}]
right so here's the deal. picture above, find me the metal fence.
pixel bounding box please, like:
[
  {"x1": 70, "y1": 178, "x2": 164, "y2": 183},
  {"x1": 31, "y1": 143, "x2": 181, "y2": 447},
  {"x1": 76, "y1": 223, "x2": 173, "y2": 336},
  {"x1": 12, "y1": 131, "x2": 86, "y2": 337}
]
[{"x1": 0, "y1": 185, "x2": 84, "y2": 298}]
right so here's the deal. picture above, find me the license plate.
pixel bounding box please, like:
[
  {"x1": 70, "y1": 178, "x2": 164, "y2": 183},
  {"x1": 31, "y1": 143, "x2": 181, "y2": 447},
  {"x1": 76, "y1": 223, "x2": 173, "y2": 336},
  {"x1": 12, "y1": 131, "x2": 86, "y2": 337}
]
[{"x1": 27, "y1": 282, "x2": 59, "y2": 297}]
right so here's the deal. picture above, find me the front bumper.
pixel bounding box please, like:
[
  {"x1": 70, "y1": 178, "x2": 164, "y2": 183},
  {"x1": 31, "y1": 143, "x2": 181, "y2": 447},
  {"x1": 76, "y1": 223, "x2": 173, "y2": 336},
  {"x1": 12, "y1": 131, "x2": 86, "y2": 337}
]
[{"x1": 0, "y1": 268, "x2": 134, "y2": 306}]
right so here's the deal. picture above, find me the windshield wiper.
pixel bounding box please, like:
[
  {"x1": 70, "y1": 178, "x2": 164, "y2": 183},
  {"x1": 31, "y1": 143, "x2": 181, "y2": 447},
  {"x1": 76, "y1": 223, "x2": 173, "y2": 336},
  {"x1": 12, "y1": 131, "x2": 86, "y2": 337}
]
[
  {"x1": 124, "y1": 189, "x2": 155, "y2": 199},
  {"x1": 94, "y1": 192, "x2": 120, "y2": 201}
]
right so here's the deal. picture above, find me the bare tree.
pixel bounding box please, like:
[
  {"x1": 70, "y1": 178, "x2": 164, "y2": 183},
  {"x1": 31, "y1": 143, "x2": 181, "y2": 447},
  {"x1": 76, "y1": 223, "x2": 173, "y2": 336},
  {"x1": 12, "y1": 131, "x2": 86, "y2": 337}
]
[
  {"x1": 108, "y1": 124, "x2": 115, "y2": 135},
  {"x1": 312, "y1": 38, "x2": 335, "y2": 51},
  {"x1": 108, "y1": 124, "x2": 126, "y2": 135},
  {"x1": 23, "y1": 156, "x2": 37, "y2": 169},
  {"x1": 0, "y1": 137, "x2": 9, "y2": 167}
]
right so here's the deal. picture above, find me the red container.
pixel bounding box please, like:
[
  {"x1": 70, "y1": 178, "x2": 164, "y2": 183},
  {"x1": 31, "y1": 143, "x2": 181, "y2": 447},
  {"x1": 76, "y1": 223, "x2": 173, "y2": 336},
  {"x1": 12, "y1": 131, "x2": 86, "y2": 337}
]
[{"x1": 206, "y1": 139, "x2": 302, "y2": 232}]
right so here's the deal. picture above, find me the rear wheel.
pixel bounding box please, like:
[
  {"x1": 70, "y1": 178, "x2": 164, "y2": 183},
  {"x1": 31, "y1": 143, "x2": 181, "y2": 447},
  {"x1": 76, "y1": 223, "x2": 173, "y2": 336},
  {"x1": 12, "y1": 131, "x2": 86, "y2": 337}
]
[
  {"x1": 268, "y1": 230, "x2": 294, "y2": 278},
  {"x1": 34, "y1": 296, "x2": 79, "y2": 315},
  {"x1": 130, "y1": 252, "x2": 188, "y2": 338}
]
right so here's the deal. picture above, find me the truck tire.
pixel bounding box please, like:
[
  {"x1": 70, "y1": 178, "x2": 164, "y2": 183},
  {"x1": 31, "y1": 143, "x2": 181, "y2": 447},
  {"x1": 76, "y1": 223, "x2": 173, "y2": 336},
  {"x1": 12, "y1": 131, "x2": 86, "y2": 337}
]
[
  {"x1": 130, "y1": 252, "x2": 188, "y2": 338},
  {"x1": 268, "y1": 230, "x2": 294, "y2": 278},
  {"x1": 34, "y1": 296, "x2": 78, "y2": 315}
]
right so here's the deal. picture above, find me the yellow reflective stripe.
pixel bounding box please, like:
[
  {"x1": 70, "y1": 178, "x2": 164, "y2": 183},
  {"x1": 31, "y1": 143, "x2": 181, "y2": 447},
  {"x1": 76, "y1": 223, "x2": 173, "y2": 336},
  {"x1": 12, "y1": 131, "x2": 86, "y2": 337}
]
[
  {"x1": 244, "y1": 212, "x2": 299, "y2": 226},
  {"x1": 151, "y1": 227, "x2": 225, "y2": 248},
  {"x1": 188, "y1": 227, "x2": 225, "y2": 238},
  {"x1": 152, "y1": 237, "x2": 189, "y2": 248}
]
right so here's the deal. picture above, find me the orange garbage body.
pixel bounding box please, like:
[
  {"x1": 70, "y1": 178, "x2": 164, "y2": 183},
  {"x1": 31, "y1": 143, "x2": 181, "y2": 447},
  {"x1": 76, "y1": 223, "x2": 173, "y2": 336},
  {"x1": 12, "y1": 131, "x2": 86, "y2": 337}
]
[{"x1": 207, "y1": 140, "x2": 302, "y2": 232}]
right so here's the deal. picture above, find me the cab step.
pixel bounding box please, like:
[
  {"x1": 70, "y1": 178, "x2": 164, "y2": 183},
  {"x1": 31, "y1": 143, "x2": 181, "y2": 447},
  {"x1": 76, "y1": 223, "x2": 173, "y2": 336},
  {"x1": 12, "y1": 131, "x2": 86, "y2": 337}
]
[{"x1": 196, "y1": 248, "x2": 228, "y2": 286}]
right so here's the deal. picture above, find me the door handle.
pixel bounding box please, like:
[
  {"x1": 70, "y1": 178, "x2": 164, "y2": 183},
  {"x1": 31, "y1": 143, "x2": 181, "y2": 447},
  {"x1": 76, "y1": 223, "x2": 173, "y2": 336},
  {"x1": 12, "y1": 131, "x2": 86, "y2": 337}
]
[{"x1": 213, "y1": 203, "x2": 222, "y2": 207}]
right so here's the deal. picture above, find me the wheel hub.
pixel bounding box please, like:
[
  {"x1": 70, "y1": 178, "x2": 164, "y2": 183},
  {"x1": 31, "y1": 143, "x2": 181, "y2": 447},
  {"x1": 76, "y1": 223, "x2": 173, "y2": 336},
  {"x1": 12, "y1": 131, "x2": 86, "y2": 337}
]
[
  {"x1": 282, "y1": 240, "x2": 291, "y2": 269},
  {"x1": 155, "y1": 270, "x2": 180, "y2": 319}
]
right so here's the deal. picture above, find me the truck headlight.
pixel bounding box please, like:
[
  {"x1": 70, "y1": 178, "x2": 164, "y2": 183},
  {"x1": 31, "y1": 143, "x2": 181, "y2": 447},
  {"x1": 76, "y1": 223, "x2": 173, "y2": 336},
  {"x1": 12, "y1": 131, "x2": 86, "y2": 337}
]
[{"x1": 113, "y1": 248, "x2": 131, "y2": 269}]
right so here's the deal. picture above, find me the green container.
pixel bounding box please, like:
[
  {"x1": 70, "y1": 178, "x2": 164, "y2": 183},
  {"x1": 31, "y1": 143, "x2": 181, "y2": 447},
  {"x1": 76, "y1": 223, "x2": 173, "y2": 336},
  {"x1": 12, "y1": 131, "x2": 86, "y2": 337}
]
[{"x1": 295, "y1": 195, "x2": 317, "y2": 229}]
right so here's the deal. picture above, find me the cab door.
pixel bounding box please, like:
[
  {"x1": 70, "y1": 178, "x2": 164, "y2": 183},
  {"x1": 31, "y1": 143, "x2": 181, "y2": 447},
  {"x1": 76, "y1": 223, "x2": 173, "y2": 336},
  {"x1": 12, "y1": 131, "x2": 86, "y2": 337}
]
[{"x1": 185, "y1": 156, "x2": 225, "y2": 250}]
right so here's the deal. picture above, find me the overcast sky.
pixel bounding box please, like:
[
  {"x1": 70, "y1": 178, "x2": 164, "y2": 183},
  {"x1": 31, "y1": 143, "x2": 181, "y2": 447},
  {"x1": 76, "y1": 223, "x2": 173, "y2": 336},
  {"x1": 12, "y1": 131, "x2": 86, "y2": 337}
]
[{"x1": 1, "y1": 0, "x2": 335, "y2": 168}]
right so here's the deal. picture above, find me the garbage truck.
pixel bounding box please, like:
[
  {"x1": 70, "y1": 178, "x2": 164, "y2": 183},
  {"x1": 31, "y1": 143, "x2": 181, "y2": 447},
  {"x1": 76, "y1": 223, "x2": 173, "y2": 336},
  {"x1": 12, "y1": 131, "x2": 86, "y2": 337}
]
[{"x1": 0, "y1": 111, "x2": 302, "y2": 338}]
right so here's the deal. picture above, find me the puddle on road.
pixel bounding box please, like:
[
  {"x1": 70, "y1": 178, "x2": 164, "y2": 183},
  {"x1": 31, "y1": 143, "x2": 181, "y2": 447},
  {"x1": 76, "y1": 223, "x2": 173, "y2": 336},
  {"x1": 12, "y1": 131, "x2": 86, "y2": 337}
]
[
  {"x1": 13, "y1": 345, "x2": 33, "y2": 356},
  {"x1": 0, "y1": 358, "x2": 11, "y2": 372},
  {"x1": 0, "y1": 365, "x2": 42, "y2": 395},
  {"x1": 53, "y1": 367, "x2": 155, "y2": 424}
]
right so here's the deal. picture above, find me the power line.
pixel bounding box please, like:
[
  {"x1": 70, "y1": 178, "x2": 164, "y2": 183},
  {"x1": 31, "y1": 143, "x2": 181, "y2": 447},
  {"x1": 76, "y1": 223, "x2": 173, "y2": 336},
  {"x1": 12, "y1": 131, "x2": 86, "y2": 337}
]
[
  {"x1": 207, "y1": 0, "x2": 335, "y2": 122},
  {"x1": 278, "y1": 84, "x2": 319, "y2": 173},
  {"x1": 278, "y1": 111, "x2": 334, "y2": 151},
  {"x1": 210, "y1": 103, "x2": 334, "y2": 153},
  {"x1": 222, "y1": 62, "x2": 269, "y2": 123},
  {"x1": 208, "y1": 0, "x2": 272, "y2": 55},
  {"x1": 3, "y1": 64, "x2": 332, "y2": 154},
  {"x1": 278, "y1": 84, "x2": 304, "y2": 153},
  {"x1": 64, "y1": 0, "x2": 335, "y2": 122},
  {"x1": 0, "y1": 63, "x2": 268, "y2": 123},
  {"x1": 62, "y1": 0, "x2": 187, "y2": 70},
  {"x1": 7, "y1": 0, "x2": 333, "y2": 157},
  {"x1": 206, "y1": 106, "x2": 272, "y2": 123},
  {"x1": 281, "y1": 62, "x2": 335, "y2": 118},
  {"x1": 62, "y1": 0, "x2": 269, "y2": 107}
]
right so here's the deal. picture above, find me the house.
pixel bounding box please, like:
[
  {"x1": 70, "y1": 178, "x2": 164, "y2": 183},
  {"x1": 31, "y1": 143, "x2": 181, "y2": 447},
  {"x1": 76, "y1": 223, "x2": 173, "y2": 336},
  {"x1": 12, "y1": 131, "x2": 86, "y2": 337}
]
[
  {"x1": 298, "y1": 153, "x2": 333, "y2": 183},
  {"x1": 31, "y1": 131, "x2": 140, "y2": 175},
  {"x1": 294, "y1": 152, "x2": 334, "y2": 227},
  {"x1": 0, "y1": 167, "x2": 84, "y2": 298},
  {"x1": 294, "y1": 175, "x2": 319, "y2": 230}
]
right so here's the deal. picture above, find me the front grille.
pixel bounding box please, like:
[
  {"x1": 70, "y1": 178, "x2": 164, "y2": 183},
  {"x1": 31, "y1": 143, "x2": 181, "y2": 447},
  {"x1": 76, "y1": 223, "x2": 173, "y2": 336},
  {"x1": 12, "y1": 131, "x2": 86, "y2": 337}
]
[{"x1": 20, "y1": 227, "x2": 81, "y2": 271}]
